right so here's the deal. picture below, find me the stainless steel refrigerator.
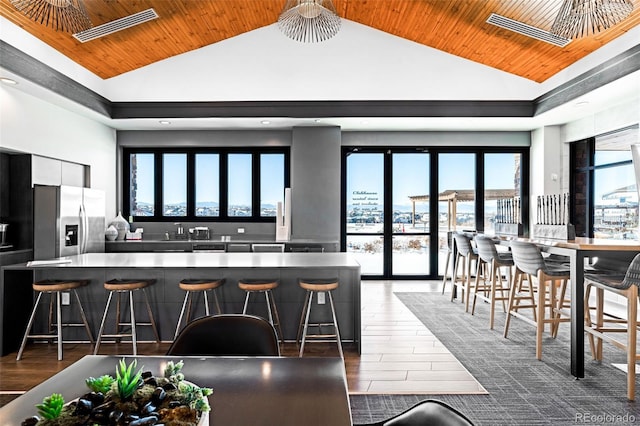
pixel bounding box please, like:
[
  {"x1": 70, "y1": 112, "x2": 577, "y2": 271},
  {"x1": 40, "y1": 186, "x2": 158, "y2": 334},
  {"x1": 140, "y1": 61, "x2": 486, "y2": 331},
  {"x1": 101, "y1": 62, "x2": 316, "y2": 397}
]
[{"x1": 33, "y1": 185, "x2": 106, "y2": 260}]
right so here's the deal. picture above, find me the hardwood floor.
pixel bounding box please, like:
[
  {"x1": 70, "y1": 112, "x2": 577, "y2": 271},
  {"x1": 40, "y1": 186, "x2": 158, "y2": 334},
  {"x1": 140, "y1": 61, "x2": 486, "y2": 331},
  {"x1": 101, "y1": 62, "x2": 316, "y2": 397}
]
[{"x1": 0, "y1": 280, "x2": 485, "y2": 402}]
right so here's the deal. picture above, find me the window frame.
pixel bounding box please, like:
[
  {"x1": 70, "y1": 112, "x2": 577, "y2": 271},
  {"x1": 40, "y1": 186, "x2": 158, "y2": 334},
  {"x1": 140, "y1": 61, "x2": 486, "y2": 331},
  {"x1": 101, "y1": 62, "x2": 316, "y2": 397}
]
[{"x1": 123, "y1": 147, "x2": 290, "y2": 223}]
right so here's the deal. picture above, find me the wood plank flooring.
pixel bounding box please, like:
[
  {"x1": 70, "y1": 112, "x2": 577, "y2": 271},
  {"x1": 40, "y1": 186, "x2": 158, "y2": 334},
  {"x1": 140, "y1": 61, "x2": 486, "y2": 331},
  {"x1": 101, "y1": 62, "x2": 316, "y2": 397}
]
[{"x1": 0, "y1": 280, "x2": 485, "y2": 402}]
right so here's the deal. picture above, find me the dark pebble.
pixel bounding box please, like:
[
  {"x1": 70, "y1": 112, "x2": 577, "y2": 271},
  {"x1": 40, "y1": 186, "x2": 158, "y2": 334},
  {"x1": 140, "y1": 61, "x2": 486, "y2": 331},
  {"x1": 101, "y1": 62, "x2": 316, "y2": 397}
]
[
  {"x1": 20, "y1": 416, "x2": 40, "y2": 426},
  {"x1": 144, "y1": 377, "x2": 158, "y2": 387},
  {"x1": 129, "y1": 416, "x2": 159, "y2": 426},
  {"x1": 151, "y1": 387, "x2": 166, "y2": 404}
]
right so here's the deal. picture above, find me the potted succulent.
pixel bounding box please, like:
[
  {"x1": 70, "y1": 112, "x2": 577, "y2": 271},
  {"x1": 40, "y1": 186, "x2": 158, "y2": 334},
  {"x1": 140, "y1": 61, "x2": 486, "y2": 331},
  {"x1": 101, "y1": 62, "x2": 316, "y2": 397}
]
[{"x1": 22, "y1": 359, "x2": 211, "y2": 426}]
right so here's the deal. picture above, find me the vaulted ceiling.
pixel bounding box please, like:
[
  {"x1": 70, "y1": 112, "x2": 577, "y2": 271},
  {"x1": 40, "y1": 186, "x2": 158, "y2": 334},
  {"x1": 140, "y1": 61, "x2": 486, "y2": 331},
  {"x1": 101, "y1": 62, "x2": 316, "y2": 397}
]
[{"x1": 2, "y1": 0, "x2": 640, "y2": 83}]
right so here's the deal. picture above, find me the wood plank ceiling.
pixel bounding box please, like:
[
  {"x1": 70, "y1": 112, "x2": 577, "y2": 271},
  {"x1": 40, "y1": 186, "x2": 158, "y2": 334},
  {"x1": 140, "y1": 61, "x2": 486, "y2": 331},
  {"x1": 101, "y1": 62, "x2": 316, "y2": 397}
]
[{"x1": 1, "y1": 0, "x2": 639, "y2": 83}]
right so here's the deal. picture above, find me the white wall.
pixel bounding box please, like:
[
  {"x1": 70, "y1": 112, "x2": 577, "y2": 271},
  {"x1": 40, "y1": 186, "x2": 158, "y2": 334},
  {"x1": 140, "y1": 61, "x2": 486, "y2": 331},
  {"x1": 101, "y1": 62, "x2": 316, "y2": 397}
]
[{"x1": 0, "y1": 85, "x2": 117, "y2": 220}]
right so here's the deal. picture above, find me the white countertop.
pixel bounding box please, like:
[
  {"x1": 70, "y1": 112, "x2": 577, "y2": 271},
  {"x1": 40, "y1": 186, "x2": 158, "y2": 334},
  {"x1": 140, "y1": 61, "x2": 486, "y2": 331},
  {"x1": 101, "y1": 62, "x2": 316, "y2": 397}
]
[{"x1": 12, "y1": 252, "x2": 361, "y2": 269}]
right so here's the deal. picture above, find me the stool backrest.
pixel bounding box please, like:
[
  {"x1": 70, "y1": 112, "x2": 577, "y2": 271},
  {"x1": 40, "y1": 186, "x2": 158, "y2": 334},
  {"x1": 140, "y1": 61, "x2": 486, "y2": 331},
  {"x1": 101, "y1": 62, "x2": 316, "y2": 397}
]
[
  {"x1": 622, "y1": 253, "x2": 640, "y2": 289},
  {"x1": 509, "y1": 240, "x2": 545, "y2": 276},
  {"x1": 474, "y1": 236, "x2": 498, "y2": 263},
  {"x1": 453, "y1": 233, "x2": 474, "y2": 257},
  {"x1": 167, "y1": 314, "x2": 280, "y2": 356}
]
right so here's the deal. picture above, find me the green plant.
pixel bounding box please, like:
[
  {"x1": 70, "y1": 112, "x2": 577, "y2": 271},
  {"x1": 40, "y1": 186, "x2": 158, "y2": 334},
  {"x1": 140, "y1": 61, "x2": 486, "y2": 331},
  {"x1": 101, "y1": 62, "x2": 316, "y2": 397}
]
[
  {"x1": 85, "y1": 374, "x2": 115, "y2": 394},
  {"x1": 36, "y1": 393, "x2": 64, "y2": 420},
  {"x1": 115, "y1": 358, "x2": 143, "y2": 400},
  {"x1": 164, "y1": 359, "x2": 185, "y2": 383},
  {"x1": 178, "y1": 381, "x2": 213, "y2": 412}
]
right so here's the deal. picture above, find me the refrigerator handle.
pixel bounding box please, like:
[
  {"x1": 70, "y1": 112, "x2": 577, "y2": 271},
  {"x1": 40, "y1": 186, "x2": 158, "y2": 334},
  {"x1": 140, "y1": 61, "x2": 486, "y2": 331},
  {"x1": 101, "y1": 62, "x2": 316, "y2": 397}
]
[{"x1": 79, "y1": 204, "x2": 87, "y2": 254}]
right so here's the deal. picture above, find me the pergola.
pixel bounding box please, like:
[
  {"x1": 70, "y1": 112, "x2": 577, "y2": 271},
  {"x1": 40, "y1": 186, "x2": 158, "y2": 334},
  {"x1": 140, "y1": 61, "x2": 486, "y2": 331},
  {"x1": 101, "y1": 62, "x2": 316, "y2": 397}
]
[{"x1": 408, "y1": 189, "x2": 517, "y2": 229}]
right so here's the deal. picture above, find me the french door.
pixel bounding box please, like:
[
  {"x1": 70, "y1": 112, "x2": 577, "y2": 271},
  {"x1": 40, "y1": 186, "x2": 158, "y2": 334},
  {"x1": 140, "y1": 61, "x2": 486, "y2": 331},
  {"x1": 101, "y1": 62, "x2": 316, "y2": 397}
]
[
  {"x1": 344, "y1": 149, "x2": 433, "y2": 278},
  {"x1": 343, "y1": 147, "x2": 528, "y2": 279}
]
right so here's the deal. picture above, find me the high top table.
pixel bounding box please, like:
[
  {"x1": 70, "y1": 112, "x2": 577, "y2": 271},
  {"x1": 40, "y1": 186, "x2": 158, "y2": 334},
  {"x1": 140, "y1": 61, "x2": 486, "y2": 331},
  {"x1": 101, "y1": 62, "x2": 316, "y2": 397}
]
[
  {"x1": 0, "y1": 252, "x2": 361, "y2": 356},
  {"x1": 0, "y1": 355, "x2": 353, "y2": 426},
  {"x1": 496, "y1": 236, "x2": 640, "y2": 378}
]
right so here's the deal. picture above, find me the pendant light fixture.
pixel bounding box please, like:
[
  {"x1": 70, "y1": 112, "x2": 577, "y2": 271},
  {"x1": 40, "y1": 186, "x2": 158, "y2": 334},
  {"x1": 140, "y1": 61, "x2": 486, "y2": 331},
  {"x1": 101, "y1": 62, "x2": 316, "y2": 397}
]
[
  {"x1": 278, "y1": 0, "x2": 341, "y2": 43},
  {"x1": 550, "y1": 0, "x2": 633, "y2": 39},
  {"x1": 11, "y1": 0, "x2": 92, "y2": 33}
]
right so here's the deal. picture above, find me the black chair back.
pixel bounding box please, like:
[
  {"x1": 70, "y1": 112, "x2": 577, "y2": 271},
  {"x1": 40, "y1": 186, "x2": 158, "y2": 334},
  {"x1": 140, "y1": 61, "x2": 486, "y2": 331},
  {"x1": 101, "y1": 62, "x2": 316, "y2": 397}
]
[
  {"x1": 167, "y1": 314, "x2": 280, "y2": 356},
  {"x1": 354, "y1": 399, "x2": 474, "y2": 426}
]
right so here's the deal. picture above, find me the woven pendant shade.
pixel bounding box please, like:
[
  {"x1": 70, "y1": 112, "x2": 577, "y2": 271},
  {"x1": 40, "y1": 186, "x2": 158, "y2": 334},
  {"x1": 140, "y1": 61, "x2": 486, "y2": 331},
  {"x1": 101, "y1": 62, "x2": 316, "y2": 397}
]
[
  {"x1": 550, "y1": 0, "x2": 633, "y2": 39},
  {"x1": 11, "y1": 0, "x2": 92, "y2": 33},
  {"x1": 278, "y1": 0, "x2": 341, "y2": 43}
]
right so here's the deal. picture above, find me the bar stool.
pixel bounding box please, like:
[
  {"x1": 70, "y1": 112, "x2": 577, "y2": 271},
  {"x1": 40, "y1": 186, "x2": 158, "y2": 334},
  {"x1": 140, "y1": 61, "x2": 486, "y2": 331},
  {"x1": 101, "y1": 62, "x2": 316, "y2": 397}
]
[
  {"x1": 174, "y1": 278, "x2": 225, "y2": 339},
  {"x1": 297, "y1": 278, "x2": 343, "y2": 358},
  {"x1": 94, "y1": 278, "x2": 160, "y2": 355},
  {"x1": 17, "y1": 279, "x2": 93, "y2": 361},
  {"x1": 583, "y1": 253, "x2": 640, "y2": 400},
  {"x1": 451, "y1": 233, "x2": 478, "y2": 312},
  {"x1": 504, "y1": 241, "x2": 570, "y2": 360},
  {"x1": 472, "y1": 236, "x2": 513, "y2": 329},
  {"x1": 237, "y1": 278, "x2": 283, "y2": 341},
  {"x1": 441, "y1": 231, "x2": 454, "y2": 294}
]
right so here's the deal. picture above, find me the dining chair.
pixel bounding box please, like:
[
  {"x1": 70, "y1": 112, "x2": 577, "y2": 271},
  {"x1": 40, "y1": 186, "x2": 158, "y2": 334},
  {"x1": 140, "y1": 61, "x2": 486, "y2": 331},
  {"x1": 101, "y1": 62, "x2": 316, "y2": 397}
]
[
  {"x1": 353, "y1": 399, "x2": 474, "y2": 426},
  {"x1": 167, "y1": 314, "x2": 280, "y2": 356},
  {"x1": 472, "y1": 236, "x2": 513, "y2": 329},
  {"x1": 504, "y1": 241, "x2": 570, "y2": 360},
  {"x1": 452, "y1": 233, "x2": 478, "y2": 312},
  {"x1": 583, "y1": 253, "x2": 640, "y2": 400}
]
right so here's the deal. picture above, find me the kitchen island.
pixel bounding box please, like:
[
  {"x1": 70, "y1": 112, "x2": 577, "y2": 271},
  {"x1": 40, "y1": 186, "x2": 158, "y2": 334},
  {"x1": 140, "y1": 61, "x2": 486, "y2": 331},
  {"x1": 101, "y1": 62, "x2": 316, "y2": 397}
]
[{"x1": 1, "y1": 252, "x2": 361, "y2": 356}]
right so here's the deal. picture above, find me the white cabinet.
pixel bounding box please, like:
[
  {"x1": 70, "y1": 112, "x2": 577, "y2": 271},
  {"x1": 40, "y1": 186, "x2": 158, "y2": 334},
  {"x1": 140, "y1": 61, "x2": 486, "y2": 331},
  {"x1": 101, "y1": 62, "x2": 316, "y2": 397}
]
[
  {"x1": 61, "y1": 161, "x2": 85, "y2": 186},
  {"x1": 31, "y1": 156, "x2": 61, "y2": 186},
  {"x1": 31, "y1": 155, "x2": 86, "y2": 187}
]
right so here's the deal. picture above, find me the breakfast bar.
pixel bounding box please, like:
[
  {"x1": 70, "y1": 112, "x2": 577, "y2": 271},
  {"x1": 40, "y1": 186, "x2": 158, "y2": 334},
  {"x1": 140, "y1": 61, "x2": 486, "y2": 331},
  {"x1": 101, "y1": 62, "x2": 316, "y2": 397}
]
[{"x1": 0, "y1": 252, "x2": 361, "y2": 356}]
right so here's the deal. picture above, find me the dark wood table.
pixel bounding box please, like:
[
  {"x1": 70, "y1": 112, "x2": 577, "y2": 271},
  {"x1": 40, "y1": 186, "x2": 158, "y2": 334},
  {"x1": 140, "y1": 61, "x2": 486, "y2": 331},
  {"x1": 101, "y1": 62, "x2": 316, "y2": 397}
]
[
  {"x1": 496, "y1": 236, "x2": 640, "y2": 378},
  {"x1": 0, "y1": 355, "x2": 353, "y2": 426}
]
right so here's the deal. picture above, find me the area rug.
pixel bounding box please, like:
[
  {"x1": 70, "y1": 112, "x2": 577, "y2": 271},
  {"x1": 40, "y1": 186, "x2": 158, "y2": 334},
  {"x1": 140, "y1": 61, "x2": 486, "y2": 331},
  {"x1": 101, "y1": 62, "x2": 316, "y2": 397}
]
[{"x1": 349, "y1": 291, "x2": 640, "y2": 426}]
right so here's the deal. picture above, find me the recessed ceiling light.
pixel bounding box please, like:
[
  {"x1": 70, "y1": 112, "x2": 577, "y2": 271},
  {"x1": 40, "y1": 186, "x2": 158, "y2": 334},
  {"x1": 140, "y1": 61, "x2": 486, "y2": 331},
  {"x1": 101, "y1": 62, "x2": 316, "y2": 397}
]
[
  {"x1": 159, "y1": 120, "x2": 171, "y2": 125},
  {"x1": 314, "y1": 119, "x2": 322, "y2": 123},
  {"x1": 0, "y1": 77, "x2": 18, "y2": 85},
  {"x1": 574, "y1": 101, "x2": 590, "y2": 108},
  {"x1": 261, "y1": 120, "x2": 271, "y2": 125}
]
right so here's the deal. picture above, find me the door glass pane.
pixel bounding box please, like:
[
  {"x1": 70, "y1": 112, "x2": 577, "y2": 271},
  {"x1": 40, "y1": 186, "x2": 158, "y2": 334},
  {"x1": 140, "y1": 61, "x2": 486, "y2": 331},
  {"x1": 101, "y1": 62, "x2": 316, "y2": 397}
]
[
  {"x1": 228, "y1": 154, "x2": 252, "y2": 217},
  {"x1": 346, "y1": 153, "x2": 384, "y2": 275},
  {"x1": 260, "y1": 153, "x2": 285, "y2": 217},
  {"x1": 594, "y1": 163, "x2": 638, "y2": 239},
  {"x1": 129, "y1": 153, "x2": 154, "y2": 216},
  {"x1": 346, "y1": 153, "x2": 384, "y2": 234},
  {"x1": 484, "y1": 153, "x2": 521, "y2": 234},
  {"x1": 392, "y1": 153, "x2": 429, "y2": 275},
  {"x1": 163, "y1": 153, "x2": 186, "y2": 217},
  {"x1": 392, "y1": 235, "x2": 429, "y2": 275},
  {"x1": 195, "y1": 154, "x2": 219, "y2": 217},
  {"x1": 347, "y1": 235, "x2": 384, "y2": 276},
  {"x1": 393, "y1": 153, "x2": 429, "y2": 234},
  {"x1": 439, "y1": 153, "x2": 475, "y2": 275}
]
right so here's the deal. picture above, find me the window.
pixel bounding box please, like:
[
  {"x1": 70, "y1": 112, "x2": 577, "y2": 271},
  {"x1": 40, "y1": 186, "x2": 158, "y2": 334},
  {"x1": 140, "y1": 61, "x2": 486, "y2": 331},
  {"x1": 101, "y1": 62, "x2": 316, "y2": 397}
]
[
  {"x1": 163, "y1": 153, "x2": 187, "y2": 217},
  {"x1": 571, "y1": 125, "x2": 639, "y2": 239},
  {"x1": 260, "y1": 153, "x2": 285, "y2": 217},
  {"x1": 129, "y1": 153, "x2": 154, "y2": 216},
  {"x1": 228, "y1": 154, "x2": 252, "y2": 217},
  {"x1": 195, "y1": 154, "x2": 219, "y2": 217},
  {"x1": 124, "y1": 148, "x2": 289, "y2": 222}
]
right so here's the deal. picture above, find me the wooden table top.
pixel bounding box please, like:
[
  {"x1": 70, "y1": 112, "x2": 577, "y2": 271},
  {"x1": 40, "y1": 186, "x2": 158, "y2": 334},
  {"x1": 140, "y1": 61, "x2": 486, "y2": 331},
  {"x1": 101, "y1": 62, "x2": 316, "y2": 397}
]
[{"x1": 0, "y1": 355, "x2": 353, "y2": 426}]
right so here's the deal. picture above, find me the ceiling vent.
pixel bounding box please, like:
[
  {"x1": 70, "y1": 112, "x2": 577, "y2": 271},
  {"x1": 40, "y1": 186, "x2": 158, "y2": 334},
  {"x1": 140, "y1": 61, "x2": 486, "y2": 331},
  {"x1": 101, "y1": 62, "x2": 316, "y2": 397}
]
[
  {"x1": 486, "y1": 13, "x2": 571, "y2": 48},
  {"x1": 73, "y1": 8, "x2": 159, "y2": 43}
]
